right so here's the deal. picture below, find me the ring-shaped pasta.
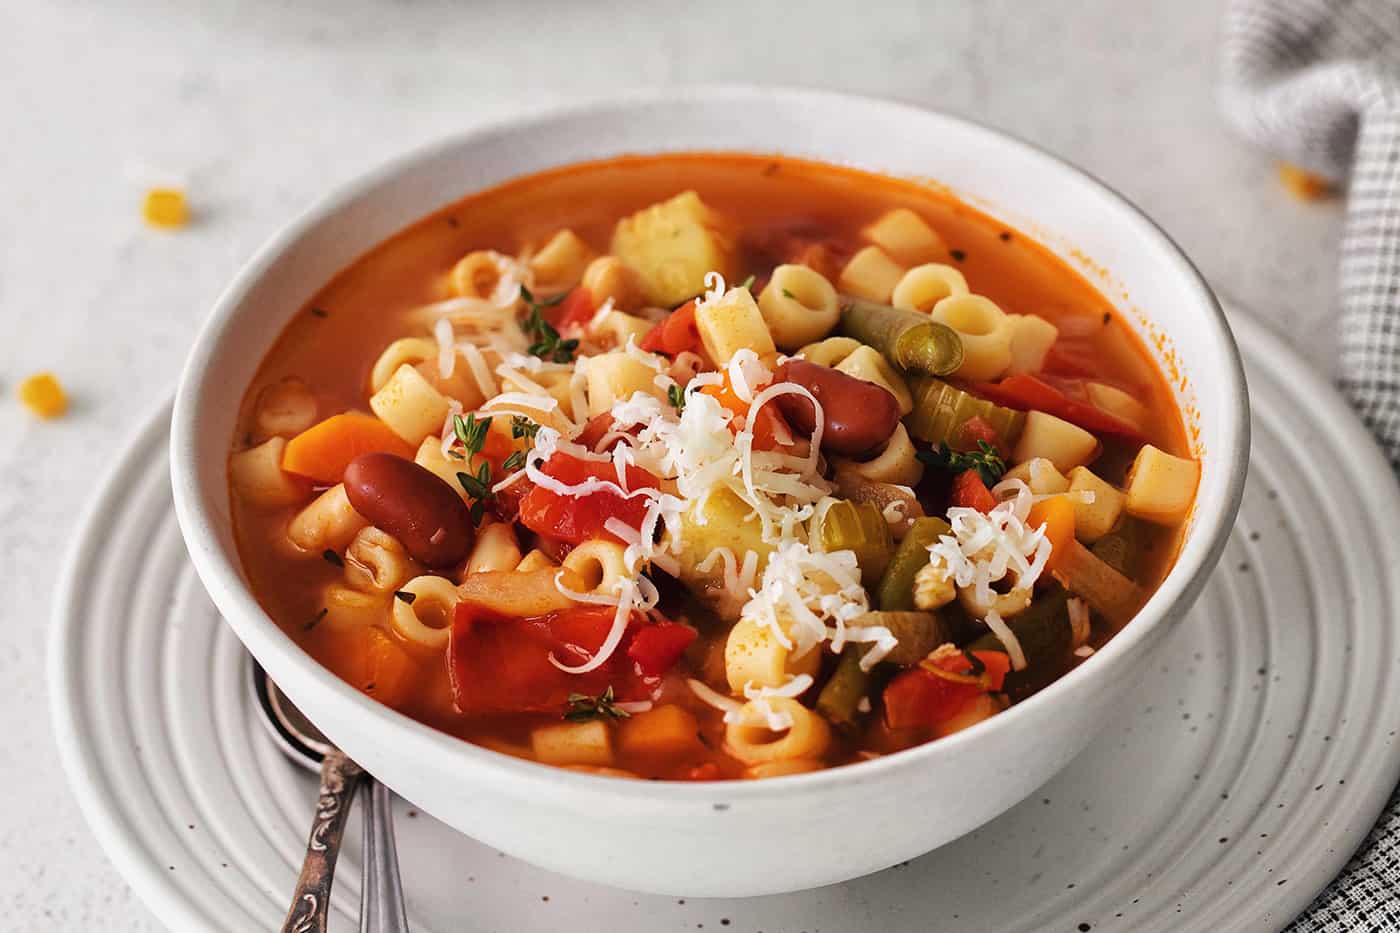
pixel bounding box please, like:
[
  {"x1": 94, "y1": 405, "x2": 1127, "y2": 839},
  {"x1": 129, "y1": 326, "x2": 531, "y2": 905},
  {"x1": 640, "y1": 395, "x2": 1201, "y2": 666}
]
[
  {"x1": 832, "y1": 345, "x2": 913, "y2": 414},
  {"x1": 254, "y1": 377, "x2": 318, "y2": 438},
  {"x1": 287, "y1": 483, "x2": 368, "y2": 554},
  {"x1": 561, "y1": 538, "x2": 630, "y2": 594},
  {"x1": 725, "y1": 697, "x2": 831, "y2": 765},
  {"x1": 929, "y1": 294, "x2": 1014, "y2": 381},
  {"x1": 832, "y1": 423, "x2": 923, "y2": 487},
  {"x1": 956, "y1": 582, "x2": 1033, "y2": 619},
  {"x1": 345, "y1": 527, "x2": 415, "y2": 594},
  {"x1": 795, "y1": 336, "x2": 862, "y2": 369},
  {"x1": 891, "y1": 263, "x2": 969, "y2": 313},
  {"x1": 465, "y1": 522, "x2": 523, "y2": 575},
  {"x1": 450, "y1": 250, "x2": 511, "y2": 301},
  {"x1": 745, "y1": 758, "x2": 823, "y2": 779},
  {"x1": 391, "y1": 574, "x2": 459, "y2": 650},
  {"x1": 757, "y1": 264, "x2": 841, "y2": 350},
  {"x1": 370, "y1": 338, "x2": 439, "y2": 394}
]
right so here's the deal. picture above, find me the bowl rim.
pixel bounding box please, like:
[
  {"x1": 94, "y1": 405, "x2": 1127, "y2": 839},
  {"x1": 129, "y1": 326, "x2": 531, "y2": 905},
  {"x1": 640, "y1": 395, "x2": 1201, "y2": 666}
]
[{"x1": 171, "y1": 84, "x2": 1249, "y2": 801}]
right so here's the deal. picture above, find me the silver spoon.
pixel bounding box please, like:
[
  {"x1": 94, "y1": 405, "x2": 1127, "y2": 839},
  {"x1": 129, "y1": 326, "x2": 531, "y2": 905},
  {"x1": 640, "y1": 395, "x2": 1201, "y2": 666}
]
[{"x1": 252, "y1": 662, "x2": 411, "y2": 933}]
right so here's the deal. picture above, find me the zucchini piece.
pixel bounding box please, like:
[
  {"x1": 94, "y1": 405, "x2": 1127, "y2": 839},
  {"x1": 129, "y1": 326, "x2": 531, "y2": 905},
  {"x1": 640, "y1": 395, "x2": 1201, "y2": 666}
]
[
  {"x1": 968, "y1": 589, "x2": 1072, "y2": 700},
  {"x1": 906, "y1": 375, "x2": 1026, "y2": 450},
  {"x1": 851, "y1": 611, "x2": 948, "y2": 666},
  {"x1": 815, "y1": 500, "x2": 895, "y2": 587},
  {"x1": 1092, "y1": 515, "x2": 1145, "y2": 580},
  {"x1": 838, "y1": 297, "x2": 964, "y2": 376},
  {"x1": 1052, "y1": 538, "x2": 1144, "y2": 626},
  {"x1": 816, "y1": 611, "x2": 948, "y2": 728},
  {"x1": 876, "y1": 516, "x2": 951, "y2": 610}
]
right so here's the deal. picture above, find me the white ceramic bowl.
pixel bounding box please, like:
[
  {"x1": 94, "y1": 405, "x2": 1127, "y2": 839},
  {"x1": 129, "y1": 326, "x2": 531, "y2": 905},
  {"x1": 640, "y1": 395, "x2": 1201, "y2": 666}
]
[{"x1": 171, "y1": 87, "x2": 1248, "y2": 898}]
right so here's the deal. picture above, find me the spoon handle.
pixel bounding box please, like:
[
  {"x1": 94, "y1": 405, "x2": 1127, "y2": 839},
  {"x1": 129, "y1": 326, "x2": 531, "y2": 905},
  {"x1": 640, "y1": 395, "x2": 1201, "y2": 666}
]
[
  {"x1": 360, "y1": 779, "x2": 411, "y2": 932},
  {"x1": 282, "y1": 750, "x2": 363, "y2": 933}
]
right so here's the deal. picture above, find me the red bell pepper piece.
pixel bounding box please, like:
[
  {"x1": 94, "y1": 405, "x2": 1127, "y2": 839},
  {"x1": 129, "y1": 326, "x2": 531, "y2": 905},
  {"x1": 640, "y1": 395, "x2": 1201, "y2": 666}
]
[
  {"x1": 639, "y1": 301, "x2": 702, "y2": 357},
  {"x1": 553, "y1": 286, "x2": 597, "y2": 331},
  {"x1": 626, "y1": 621, "x2": 698, "y2": 677},
  {"x1": 967, "y1": 373, "x2": 1144, "y2": 440},
  {"x1": 448, "y1": 604, "x2": 652, "y2": 714},
  {"x1": 882, "y1": 651, "x2": 1010, "y2": 730},
  {"x1": 951, "y1": 469, "x2": 997, "y2": 513},
  {"x1": 517, "y1": 451, "x2": 659, "y2": 545}
]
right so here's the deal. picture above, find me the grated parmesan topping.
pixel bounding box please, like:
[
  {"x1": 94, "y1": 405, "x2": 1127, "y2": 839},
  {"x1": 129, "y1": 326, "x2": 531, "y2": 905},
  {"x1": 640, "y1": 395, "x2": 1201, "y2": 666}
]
[
  {"x1": 983, "y1": 609, "x2": 1027, "y2": 671},
  {"x1": 739, "y1": 540, "x2": 870, "y2": 661}
]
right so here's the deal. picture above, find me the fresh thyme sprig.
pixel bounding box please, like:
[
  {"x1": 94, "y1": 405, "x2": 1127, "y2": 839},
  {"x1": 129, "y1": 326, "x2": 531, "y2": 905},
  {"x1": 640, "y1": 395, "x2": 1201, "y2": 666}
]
[
  {"x1": 563, "y1": 686, "x2": 631, "y2": 723},
  {"x1": 916, "y1": 440, "x2": 1007, "y2": 488},
  {"x1": 667, "y1": 384, "x2": 686, "y2": 413},
  {"x1": 520, "y1": 285, "x2": 579, "y2": 363},
  {"x1": 451, "y1": 412, "x2": 492, "y2": 461},
  {"x1": 511, "y1": 415, "x2": 540, "y2": 442}
]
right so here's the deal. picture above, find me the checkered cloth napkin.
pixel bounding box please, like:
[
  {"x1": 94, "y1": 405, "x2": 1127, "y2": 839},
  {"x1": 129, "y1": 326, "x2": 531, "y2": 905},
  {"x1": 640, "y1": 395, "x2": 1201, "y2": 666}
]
[
  {"x1": 1222, "y1": 1, "x2": 1400, "y2": 928},
  {"x1": 1223, "y1": 0, "x2": 1400, "y2": 472}
]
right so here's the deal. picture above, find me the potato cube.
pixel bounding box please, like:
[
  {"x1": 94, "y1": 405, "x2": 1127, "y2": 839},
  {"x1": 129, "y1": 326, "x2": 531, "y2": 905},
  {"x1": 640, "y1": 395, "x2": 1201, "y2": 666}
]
[
  {"x1": 1125, "y1": 445, "x2": 1199, "y2": 525},
  {"x1": 1006, "y1": 314, "x2": 1060, "y2": 374},
  {"x1": 531, "y1": 720, "x2": 614, "y2": 767},
  {"x1": 611, "y1": 191, "x2": 736, "y2": 306},
  {"x1": 618, "y1": 705, "x2": 703, "y2": 758},
  {"x1": 861, "y1": 208, "x2": 947, "y2": 266},
  {"x1": 1086, "y1": 381, "x2": 1152, "y2": 434},
  {"x1": 1002, "y1": 457, "x2": 1070, "y2": 495},
  {"x1": 838, "y1": 246, "x2": 905, "y2": 303},
  {"x1": 695, "y1": 288, "x2": 776, "y2": 364},
  {"x1": 1011, "y1": 411, "x2": 1099, "y2": 473},
  {"x1": 529, "y1": 229, "x2": 595, "y2": 292},
  {"x1": 1067, "y1": 466, "x2": 1126, "y2": 543}
]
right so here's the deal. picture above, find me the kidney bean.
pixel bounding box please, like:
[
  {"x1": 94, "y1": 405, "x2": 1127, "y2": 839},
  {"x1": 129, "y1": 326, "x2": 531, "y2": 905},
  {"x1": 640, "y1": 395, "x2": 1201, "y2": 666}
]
[
  {"x1": 343, "y1": 452, "x2": 474, "y2": 568},
  {"x1": 773, "y1": 359, "x2": 902, "y2": 458}
]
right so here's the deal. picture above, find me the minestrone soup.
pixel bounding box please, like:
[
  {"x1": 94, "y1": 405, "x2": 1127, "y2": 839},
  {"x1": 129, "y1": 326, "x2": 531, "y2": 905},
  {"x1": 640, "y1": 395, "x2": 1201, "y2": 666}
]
[{"x1": 230, "y1": 154, "x2": 1197, "y2": 780}]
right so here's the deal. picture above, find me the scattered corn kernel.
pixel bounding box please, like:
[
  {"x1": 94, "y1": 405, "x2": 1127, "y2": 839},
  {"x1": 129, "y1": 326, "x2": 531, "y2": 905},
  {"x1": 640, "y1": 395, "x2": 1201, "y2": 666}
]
[
  {"x1": 1278, "y1": 163, "x2": 1331, "y2": 201},
  {"x1": 143, "y1": 188, "x2": 189, "y2": 228},
  {"x1": 18, "y1": 372, "x2": 68, "y2": 418}
]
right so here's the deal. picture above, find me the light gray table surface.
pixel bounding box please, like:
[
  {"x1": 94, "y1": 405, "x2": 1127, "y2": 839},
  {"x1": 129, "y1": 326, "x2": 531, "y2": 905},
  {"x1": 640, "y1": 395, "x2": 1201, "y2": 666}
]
[{"x1": 0, "y1": 0, "x2": 1347, "y2": 928}]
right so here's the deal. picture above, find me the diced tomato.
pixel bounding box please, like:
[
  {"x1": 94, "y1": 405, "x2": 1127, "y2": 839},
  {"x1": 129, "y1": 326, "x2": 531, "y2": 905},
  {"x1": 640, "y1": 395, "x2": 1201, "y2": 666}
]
[
  {"x1": 448, "y1": 604, "x2": 653, "y2": 714},
  {"x1": 639, "y1": 301, "x2": 702, "y2": 357},
  {"x1": 682, "y1": 761, "x2": 722, "y2": 781},
  {"x1": 966, "y1": 373, "x2": 1144, "y2": 440},
  {"x1": 517, "y1": 451, "x2": 659, "y2": 545},
  {"x1": 575, "y1": 413, "x2": 625, "y2": 453},
  {"x1": 882, "y1": 650, "x2": 1010, "y2": 730},
  {"x1": 699, "y1": 374, "x2": 795, "y2": 451},
  {"x1": 957, "y1": 415, "x2": 1001, "y2": 453},
  {"x1": 626, "y1": 621, "x2": 698, "y2": 677},
  {"x1": 553, "y1": 286, "x2": 597, "y2": 331},
  {"x1": 950, "y1": 469, "x2": 997, "y2": 513}
]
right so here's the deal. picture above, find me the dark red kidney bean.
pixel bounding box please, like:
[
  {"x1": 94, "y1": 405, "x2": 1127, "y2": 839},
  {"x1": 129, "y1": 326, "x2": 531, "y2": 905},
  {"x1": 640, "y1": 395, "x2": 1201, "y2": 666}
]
[
  {"x1": 773, "y1": 359, "x2": 903, "y2": 458},
  {"x1": 343, "y1": 452, "x2": 474, "y2": 568}
]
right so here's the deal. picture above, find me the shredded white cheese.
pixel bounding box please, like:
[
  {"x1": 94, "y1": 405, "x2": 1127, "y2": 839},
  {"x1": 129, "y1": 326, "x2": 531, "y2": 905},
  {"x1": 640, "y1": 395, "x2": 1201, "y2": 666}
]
[{"x1": 983, "y1": 609, "x2": 1027, "y2": 671}]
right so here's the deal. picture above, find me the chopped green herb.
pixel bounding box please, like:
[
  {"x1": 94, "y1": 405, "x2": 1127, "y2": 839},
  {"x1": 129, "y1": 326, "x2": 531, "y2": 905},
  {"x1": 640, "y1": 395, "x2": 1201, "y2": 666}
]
[
  {"x1": 321, "y1": 549, "x2": 343, "y2": 567},
  {"x1": 781, "y1": 288, "x2": 795, "y2": 299},
  {"x1": 950, "y1": 249, "x2": 967, "y2": 262},
  {"x1": 520, "y1": 285, "x2": 578, "y2": 363},
  {"x1": 667, "y1": 384, "x2": 686, "y2": 412},
  {"x1": 304, "y1": 608, "x2": 328, "y2": 631},
  {"x1": 564, "y1": 686, "x2": 631, "y2": 723},
  {"x1": 502, "y1": 449, "x2": 527, "y2": 472},
  {"x1": 738, "y1": 274, "x2": 756, "y2": 290},
  {"x1": 963, "y1": 649, "x2": 987, "y2": 677},
  {"x1": 511, "y1": 415, "x2": 540, "y2": 441},
  {"x1": 393, "y1": 590, "x2": 417, "y2": 605},
  {"x1": 310, "y1": 307, "x2": 329, "y2": 318},
  {"x1": 363, "y1": 682, "x2": 376, "y2": 692},
  {"x1": 453, "y1": 413, "x2": 492, "y2": 458},
  {"x1": 456, "y1": 459, "x2": 495, "y2": 526},
  {"x1": 917, "y1": 440, "x2": 1006, "y2": 487}
]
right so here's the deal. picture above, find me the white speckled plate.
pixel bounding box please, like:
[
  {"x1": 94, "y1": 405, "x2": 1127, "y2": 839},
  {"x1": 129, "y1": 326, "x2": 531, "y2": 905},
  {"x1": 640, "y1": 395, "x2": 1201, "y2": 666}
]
[{"x1": 49, "y1": 309, "x2": 1400, "y2": 933}]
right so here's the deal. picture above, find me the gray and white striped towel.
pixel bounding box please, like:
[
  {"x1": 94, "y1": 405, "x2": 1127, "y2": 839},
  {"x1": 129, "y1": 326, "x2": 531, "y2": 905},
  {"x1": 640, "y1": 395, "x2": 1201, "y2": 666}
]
[{"x1": 1222, "y1": 0, "x2": 1400, "y2": 928}]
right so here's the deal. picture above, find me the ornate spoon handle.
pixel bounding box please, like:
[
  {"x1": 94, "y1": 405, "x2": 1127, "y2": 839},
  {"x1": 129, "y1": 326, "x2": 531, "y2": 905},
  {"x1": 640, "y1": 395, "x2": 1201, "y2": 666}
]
[
  {"x1": 282, "y1": 750, "x2": 363, "y2": 933},
  {"x1": 360, "y1": 779, "x2": 410, "y2": 932}
]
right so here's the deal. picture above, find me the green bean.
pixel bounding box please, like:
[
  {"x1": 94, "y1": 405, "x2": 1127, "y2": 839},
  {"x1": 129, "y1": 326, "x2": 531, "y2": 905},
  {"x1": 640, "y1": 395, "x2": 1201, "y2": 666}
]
[
  {"x1": 816, "y1": 500, "x2": 895, "y2": 587},
  {"x1": 876, "y1": 516, "x2": 951, "y2": 611},
  {"x1": 906, "y1": 375, "x2": 1026, "y2": 449},
  {"x1": 967, "y1": 589, "x2": 1072, "y2": 700},
  {"x1": 816, "y1": 646, "x2": 870, "y2": 728},
  {"x1": 838, "y1": 297, "x2": 964, "y2": 376}
]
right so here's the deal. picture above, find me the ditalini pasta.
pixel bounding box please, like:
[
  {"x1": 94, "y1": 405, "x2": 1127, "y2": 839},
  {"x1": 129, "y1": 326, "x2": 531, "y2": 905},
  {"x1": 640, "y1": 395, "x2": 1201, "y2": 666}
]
[{"x1": 229, "y1": 153, "x2": 1196, "y2": 780}]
